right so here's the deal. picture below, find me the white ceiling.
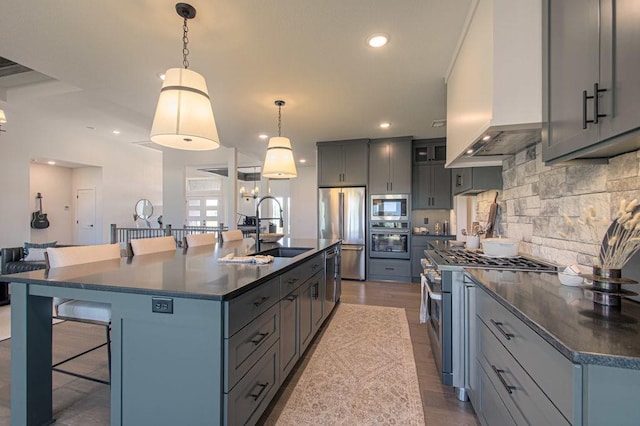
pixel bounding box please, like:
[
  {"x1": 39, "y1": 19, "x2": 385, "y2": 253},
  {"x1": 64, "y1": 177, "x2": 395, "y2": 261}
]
[{"x1": 0, "y1": 0, "x2": 472, "y2": 167}]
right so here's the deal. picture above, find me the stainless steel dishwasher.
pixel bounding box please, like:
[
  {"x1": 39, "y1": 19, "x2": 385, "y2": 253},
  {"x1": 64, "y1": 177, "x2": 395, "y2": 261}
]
[{"x1": 325, "y1": 245, "x2": 341, "y2": 313}]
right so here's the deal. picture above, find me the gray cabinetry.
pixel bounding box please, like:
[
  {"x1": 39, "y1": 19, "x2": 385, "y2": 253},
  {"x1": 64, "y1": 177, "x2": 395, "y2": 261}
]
[
  {"x1": 299, "y1": 269, "x2": 325, "y2": 354},
  {"x1": 452, "y1": 167, "x2": 502, "y2": 195},
  {"x1": 410, "y1": 236, "x2": 454, "y2": 282},
  {"x1": 279, "y1": 289, "x2": 299, "y2": 381},
  {"x1": 368, "y1": 258, "x2": 410, "y2": 282},
  {"x1": 475, "y1": 286, "x2": 579, "y2": 425},
  {"x1": 317, "y1": 139, "x2": 368, "y2": 187},
  {"x1": 543, "y1": 0, "x2": 640, "y2": 163},
  {"x1": 413, "y1": 164, "x2": 451, "y2": 209},
  {"x1": 369, "y1": 137, "x2": 412, "y2": 194}
]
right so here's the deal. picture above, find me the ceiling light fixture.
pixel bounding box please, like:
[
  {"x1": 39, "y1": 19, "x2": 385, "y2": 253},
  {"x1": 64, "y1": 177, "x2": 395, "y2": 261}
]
[
  {"x1": 262, "y1": 100, "x2": 297, "y2": 179},
  {"x1": 150, "y1": 3, "x2": 220, "y2": 151},
  {"x1": 259, "y1": 133, "x2": 268, "y2": 140},
  {"x1": 112, "y1": 130, "x2": 121, "y2": 135},
  {"x1": 0, "y1": 109, "x2": 6, "y2": 135},
  {"x1": 367, "y1": 33, "x2": 389, "y2": 48},
  {"x1": 379, "y1": 122, "x2": 391, "y2": 129}
]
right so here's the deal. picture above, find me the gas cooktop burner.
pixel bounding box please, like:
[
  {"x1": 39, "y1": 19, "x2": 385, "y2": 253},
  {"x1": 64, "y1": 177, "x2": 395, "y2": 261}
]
[{"x1": 434, "y1": 249, "x2": 557, "y2": 271}]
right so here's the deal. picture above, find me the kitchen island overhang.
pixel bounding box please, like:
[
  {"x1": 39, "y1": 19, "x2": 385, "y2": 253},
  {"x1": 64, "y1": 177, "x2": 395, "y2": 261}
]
[{"x1": 5, "y1": 237, "x2": 341, "y2": 426}]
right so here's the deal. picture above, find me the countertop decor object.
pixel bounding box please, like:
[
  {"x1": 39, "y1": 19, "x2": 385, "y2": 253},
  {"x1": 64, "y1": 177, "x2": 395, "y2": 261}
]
[
  {"x1": 558, "y1": 272, "x2": 584, "y2": 287},
  {"x1": 561, "y1": 199, "x2": 640, "y2": 269},
  {"x1": 481, "y1": 238, "x2": 520, "y2": 257}
]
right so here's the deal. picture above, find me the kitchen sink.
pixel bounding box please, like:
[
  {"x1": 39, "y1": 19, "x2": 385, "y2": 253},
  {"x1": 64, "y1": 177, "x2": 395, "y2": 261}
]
[{"x1": 254, "y1": 247, "x2": 313, "y2": 258}]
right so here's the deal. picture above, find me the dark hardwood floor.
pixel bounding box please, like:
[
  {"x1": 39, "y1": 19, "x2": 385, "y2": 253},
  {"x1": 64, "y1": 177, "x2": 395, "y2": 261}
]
[{"x1": 0, "y1": 280, "x2": 479, "y2": 425}]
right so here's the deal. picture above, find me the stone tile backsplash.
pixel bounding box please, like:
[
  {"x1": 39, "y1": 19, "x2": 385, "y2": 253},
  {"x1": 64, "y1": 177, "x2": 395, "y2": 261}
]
[{"x1": 483, "y1": 143, "x2": 640, "y2": 270}]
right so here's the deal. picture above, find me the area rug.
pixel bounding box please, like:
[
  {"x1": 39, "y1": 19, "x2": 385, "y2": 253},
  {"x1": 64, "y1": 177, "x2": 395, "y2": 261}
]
[{"x1": 275, "y1": 303, "x2": 425, "y2": 425}]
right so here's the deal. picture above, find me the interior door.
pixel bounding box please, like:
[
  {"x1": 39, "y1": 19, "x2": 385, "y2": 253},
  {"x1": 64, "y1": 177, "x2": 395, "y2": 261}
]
[{"x1": 76, "y1": 188, "x2": 96, "y2": 245}]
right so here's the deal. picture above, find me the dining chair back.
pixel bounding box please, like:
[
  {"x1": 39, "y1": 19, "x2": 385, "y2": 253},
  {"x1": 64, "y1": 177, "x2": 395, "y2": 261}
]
[
  {"x1": 221, "y1": 230, "x2": 244, "y2": 242},
  {"x1": 129, "y1": 236, "x2": 177, "y2": 255},
  {"x1": 184, "y1": 233, "x2": 217, "y2": 248}
]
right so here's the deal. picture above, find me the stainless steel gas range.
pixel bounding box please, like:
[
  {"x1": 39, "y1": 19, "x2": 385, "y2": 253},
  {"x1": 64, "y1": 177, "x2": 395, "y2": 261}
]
[{"x1": 421, "y1": 248, "x2": 557, "y2": 401}]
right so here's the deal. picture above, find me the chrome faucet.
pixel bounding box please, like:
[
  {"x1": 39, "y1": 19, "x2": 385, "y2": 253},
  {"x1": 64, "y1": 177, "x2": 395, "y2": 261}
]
[{"x1": 255, "y1": 195, "x2": 284, "y2": 251}]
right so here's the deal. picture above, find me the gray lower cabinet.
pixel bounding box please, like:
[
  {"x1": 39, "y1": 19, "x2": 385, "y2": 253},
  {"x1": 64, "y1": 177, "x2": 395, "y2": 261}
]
[
  {"x1": 475, "y1": 286, "x2": 579, "y2": 425},
  {"x1": 279, "y1": 288, "x2": 299, "y2": 381},
  {"x1": 543, "y1": 0, "x2": 640, "y2": 163},
  {"x1": 223, "y1": 250, "x2": 333, "y2": 425},
  {"x1": 368, "y1": 258, "x2": 410, "y2": 282}
]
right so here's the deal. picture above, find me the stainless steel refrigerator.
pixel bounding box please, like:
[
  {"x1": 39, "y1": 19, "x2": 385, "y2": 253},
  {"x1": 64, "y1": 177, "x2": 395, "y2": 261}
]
[{"x1": 318, "y1": 187, "x2": 366, "y2": 280}]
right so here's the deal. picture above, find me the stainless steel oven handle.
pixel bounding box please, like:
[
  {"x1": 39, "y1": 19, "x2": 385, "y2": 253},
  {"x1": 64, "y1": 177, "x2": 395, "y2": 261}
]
[{"x1": 424, "y1": 277, "x2": 442, "y2": 301}]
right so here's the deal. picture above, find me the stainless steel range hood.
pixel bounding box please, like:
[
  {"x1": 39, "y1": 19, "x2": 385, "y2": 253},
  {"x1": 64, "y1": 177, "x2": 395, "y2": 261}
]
[{"x1": 466, "y1": 124, "x2": 541, "y2": 157}]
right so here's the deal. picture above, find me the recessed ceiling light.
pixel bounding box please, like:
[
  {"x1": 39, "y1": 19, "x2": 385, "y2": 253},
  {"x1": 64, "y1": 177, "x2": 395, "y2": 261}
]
[
  {"x1": 47, "y1": 161, "x2": 56, "y2": 165},
  {"x1": 299, "y1": 158, "x2": 307, "y2": 164},
  {"x1": 466, "y1": 149, "x2": 474, "y2": 155},
  {"x1": 379, "y1": 122, "x2": 391, "y2": 129},
  {"x1": 367, "y1": 33, "x2": 390, "y2": 48},
  {"x1": 482, "y1": 135, "x2": 491, "y2": 141},
  {"x1": 259, "y1": 134, "x2": 268, "y2": 140},
  {"x1": 112, "y1": 130, "x2": 121, "y2": 135},
  {"x1": 158, "y1": 72, "x2": 166, "y2": 81}
]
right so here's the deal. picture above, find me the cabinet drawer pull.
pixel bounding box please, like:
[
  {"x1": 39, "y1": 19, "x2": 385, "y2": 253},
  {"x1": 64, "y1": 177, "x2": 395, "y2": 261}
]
[
  {"x1": 286, "y1": 278, "x2": 299, "y2": 285},
  {"x1": 491, "y1": 365, "x2": 516, "y2": 394},
  {"x1": 253, "y1": 296, "x2": 270, "y2": 307},
  {"x1": 490, "y1": 319, "x2": 514, "y2": 340},
  {"x1": 250, "y1": 332, "x2": 270, "y2": 345},
  {"x1": 248, "y1": 382, "x2": 269, "y2": 400},
  {"x1": 286, "y1": 294, "x2": 297, "y2": 301},
  {"x1": 384, "y1": 267, "x2": 394, "y2": 271}
]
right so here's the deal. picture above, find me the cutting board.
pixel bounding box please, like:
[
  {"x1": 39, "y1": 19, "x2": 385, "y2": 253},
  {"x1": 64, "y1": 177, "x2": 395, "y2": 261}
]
[{"x1": 485, "y1": 192, "x2": 499, "y2": 238}]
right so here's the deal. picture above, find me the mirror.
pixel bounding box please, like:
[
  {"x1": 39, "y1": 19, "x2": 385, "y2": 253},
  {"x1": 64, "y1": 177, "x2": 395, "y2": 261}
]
[{"x1": 135, "y1": 199, "x2": 153, "y2": 220}]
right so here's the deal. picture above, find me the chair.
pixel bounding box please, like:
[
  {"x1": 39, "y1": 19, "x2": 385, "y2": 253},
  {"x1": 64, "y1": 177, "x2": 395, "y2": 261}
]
[
  {"x1": 46, "y1": 243, "x2": 121, "y2": 385},
  {"x1": 221, "y1": 229, "x2": 244, "y2": 242},
  {"x1": 184, "y1": 233, "x2": 217, "y2": 248},
  {"x1": 129, "y1": 235, "x2": 177, "y2": 255}
]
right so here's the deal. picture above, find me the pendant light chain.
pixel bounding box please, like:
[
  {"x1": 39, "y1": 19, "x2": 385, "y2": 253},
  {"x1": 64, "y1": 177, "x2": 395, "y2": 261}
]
[
  {"x1": 182, "y1": 17, "x2": 190, "y2": 69},
  {"x1": 277, "y1": 104, "x2": 282, "y2": 137}
]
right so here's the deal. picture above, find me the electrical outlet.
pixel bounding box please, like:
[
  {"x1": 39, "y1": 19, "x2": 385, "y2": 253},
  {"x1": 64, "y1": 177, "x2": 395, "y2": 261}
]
[
  {"x1": 423, "y1": 217, "x2": 429, "y2": 224},
  {"x1": 152, "y1": 297, "x2": 173, "y2": 314}
]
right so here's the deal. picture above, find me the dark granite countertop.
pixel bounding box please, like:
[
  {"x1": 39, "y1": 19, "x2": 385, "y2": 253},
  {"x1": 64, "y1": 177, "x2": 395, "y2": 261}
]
[
  {"x1": 466, "y1": 268, "x2": 640, "y2": 369},
  {"x1": 0, "y1": 238, "x2": 339, "y2": 301}
]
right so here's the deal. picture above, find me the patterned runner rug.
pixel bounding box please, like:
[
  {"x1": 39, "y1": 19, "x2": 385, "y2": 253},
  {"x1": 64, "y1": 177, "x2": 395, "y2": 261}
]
[{"x1": 275, "y1": 303, "x2": 425, "y2": 425}]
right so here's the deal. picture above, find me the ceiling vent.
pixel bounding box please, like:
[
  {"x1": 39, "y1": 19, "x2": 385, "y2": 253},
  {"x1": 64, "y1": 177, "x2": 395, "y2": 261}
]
[{"x1": 0, "y1": 57, "x2": 32, "y2": 78}]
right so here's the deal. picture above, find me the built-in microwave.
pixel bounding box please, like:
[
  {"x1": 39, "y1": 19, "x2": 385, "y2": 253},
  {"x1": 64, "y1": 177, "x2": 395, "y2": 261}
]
[{"x1": 370, "y1": 194, "x2": 409, "y2": 221}]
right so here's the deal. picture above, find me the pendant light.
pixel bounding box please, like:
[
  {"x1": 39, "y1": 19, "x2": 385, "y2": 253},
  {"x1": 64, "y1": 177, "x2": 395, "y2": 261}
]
[
  {"x1": 150, "y1": 3, "x2": 220, "y2": 150},
  {"x1": 262, "y1": 100, "x2": 297, "y2": 178},
  {"x1": 0, "y1": 109, "x2": 6, "y2": 135}
]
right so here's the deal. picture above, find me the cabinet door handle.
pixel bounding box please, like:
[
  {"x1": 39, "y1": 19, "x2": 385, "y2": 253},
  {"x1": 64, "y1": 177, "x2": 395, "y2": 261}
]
[
  {"x1": 491, "y1": 365, "x2": 516, "y2": 394},
  {"x1": 490, "y1": 319, "x2": 514, "y2": 340},
  {"x1": 253, "y1": 296, "x2": 270, "y2": 307},
  {"x1": 456, "y1": 174, "x2": 462, "y2": 187},
  {"x1": 250, "y1": 331, "x2": 270, "y2": 345},
  {"x1": 286, "y1": 278, "x2": 299, "y2": 285},
  {"x1": 583, "y1": 89, "x2": 592, "y2": 129},
  {"x1": 312, "y1": 282, "x2": 319, "y2": 299},
  {"x1": 286, "y1": 294, "x2": 297, "y2": 301},
  {"x1": 249, "y1": 382, "x2": 269, "y2": 400},
  {"x1": 593, "y1": 83, "x2": 607, "y2": 124}
]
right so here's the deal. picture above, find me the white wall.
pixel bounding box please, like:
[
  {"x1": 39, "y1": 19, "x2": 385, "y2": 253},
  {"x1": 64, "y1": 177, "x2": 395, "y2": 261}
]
[
  {"x1": 29, "y1": 163, "x2": 73, "y2": 244},
  {"x1": 0, "y1": 109, "x2": 162, "y2": 247},
  {"x1": 289, "y1": 166, "x2": 317, "y2": 238}
]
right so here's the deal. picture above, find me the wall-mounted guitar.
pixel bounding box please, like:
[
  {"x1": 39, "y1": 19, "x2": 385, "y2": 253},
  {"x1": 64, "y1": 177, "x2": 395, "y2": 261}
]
[{"x1": 31, "y1": 192, "x2": 50, "y2": 229}]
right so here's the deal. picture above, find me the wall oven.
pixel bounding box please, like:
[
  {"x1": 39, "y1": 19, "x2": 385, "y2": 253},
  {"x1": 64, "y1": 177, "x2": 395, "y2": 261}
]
[
  {"x1": 370, "y1": 194, "x2": 409, "y2": 221},
  {"x1": 369, "y1": 221, "x2": 410, "y2": 259}
]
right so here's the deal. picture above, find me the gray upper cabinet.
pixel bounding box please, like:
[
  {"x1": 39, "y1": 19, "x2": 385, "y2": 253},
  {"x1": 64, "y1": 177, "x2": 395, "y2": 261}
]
[
  {"x1": 369, "y1": 136, "x2": 412, "y2": 194},
  {"x1": 317, "y1": 139, "x2": 368, "y2": 187},
  {"x1": 452, "y1": 166, "x2": 502, "y2": 196},
  {"x1": 412, "y1": 139, "x2": 451, "y2": 209},
  {"x1": 543, "y1": 0, "x2": 640, "y2": 163}
]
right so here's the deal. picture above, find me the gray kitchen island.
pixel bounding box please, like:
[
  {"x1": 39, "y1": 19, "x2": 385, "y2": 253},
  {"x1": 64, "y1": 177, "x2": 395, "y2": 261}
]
[{"x1": 4, "y1": 237, "x2": 341, "y2": 426}]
